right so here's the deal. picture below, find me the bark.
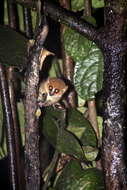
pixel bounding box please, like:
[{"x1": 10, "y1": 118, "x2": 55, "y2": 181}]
[
  {"x1": 7, "y1": 67, "x2": 24, "y2": 190},
  {"x1": 23, "y1": 7, "x2": 33, "y2": 38},
  {"x1": 63, "y1": 54, "x2": 77, "y2": 107},
  {"x1": 44, "y1": 0, "x2": 99, "y2": 43},
  {"x1": 24, "y1": 17, "x2": 48, "y2": 190},
  {"x1": 100, "y1": 3, "x2": 127, "y2": 189},
  {"x1": 0, "y1": 64, "x2": 18, "y2": 190}
]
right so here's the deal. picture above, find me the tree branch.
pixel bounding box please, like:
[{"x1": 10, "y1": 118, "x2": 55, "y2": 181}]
[
  {"x1": 7, "y1": 67, "x2": 24, "y2": 190},
  {"x1": 44, "y1": 0, "x2": 100, "y2": 44},
  {"x1": 24, "y1": 16, "x2": 49, "y2": 190},
  {"x1": 0, "y1": 64, "x2": 18, "y2": 190}
]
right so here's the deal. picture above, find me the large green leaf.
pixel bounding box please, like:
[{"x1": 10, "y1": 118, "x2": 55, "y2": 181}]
[
  {"x1": 67, "y1": 108, "x2": 97, "y2": 147},
  {"x1": 57, "y1": 127, "x2": 85, "y2": 160},
  {"x1": 42, "y1": 108, "x2": 98, "y2": 161},
  {"x1": 0, "y1": 25, "x2": 27, "y2": 69},
  {"x1": 43, "y1": 108, "x2": 85, "y2": 160},
  {"x1": 64, "y1": 28, "x2": 103, "y2": 100},
  {"x1": 55, "y1": 160, "x2": 104, "y2": 190}
]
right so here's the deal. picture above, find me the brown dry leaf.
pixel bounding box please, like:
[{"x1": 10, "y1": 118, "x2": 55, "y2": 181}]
[
  {"x1": 39, "y1": 48, "x2": 54, "y2": 70},
  {"x1": 27, "y1": 39, "x2": 35, "y2": 54}
]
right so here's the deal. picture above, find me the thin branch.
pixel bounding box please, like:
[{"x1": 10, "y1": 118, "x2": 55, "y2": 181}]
[
  {"x1": 63, "y1": 54, "x2": 77, "y2": 107},
  {"x1": 60, "y1": 0, "x2": 77, "y2": 108},
  {"x1": 23, "y1": 7, "x2": 33, "y2": 38},
  {"x1": 84, "y1": 0, "x2": 91, "y2": 16},
  {"x1": 0, "y1": 64, "x2": 18, "y2": 190},
  {"x1": 7, "y1": 0, "x2": 19, "y2": 30},
  {"x1": 87, "y1": 100, "x2": 101, "y2": 145},
  {"x1": 7, "y1": 67, "x2": 25, "y2": 190},
  {"x1": 44, "y1": 0, "x2": 100, "y2": 44},
  {"x1": 24, "y1": 16, "x2": 49, "y2": 190}
]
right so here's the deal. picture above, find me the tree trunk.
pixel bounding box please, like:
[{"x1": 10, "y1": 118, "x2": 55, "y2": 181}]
[{"x1": 100, "y1": 1, "x2": 127, "y2": 189}]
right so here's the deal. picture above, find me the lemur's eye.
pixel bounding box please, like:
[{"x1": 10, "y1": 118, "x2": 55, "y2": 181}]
[
  {"x1": 55, "y1": 89, "x2": 59, "y2": 94},
  {"x1": 49, "y1": 85, "x2": 53, "y2": 91}
]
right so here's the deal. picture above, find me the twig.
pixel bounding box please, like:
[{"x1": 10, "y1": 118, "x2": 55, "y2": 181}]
[
  {"x1": 44, "y1": 0, "x2": 100, "y2": 44},
  {"x1": 84, "y1": 0, "x2": 91, "y2": 16},
  {"x1": 60, "y1": 0, "x2": 77, "y2": 108},
  {"x1": 0, "y1": 64, "x2": 18, "y2": 190},
  {"x1": 87, "y1": 100, "x2": 101, "y2": 145},
  {"x1": 7, "y1": 0, "x2": 19, "y2": 30},
  {"x1": 7, "y1": 67, "x2": 25, "y2": 190},
  {"x1": 23, "y1": 7, "x2": 33, "y2": 38}
]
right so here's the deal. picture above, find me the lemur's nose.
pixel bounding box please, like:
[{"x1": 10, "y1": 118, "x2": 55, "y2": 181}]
[{"x1": 49, "y1": 89, "x2": 55, "y2": 96}]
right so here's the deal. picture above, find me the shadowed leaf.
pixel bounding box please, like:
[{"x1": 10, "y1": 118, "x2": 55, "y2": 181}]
[
  {"x1": 0, "y1": 25, "x2": 27, "y2": 69},
  {"x1": 57, "y1": 127, "x2": 85, "y2": 160},
  {"x1": 55, "y1": 160, "x2": 104, "y2": 190},
  {"x1": 42, "y1": 108, "x2": 98, "y2": 161}
]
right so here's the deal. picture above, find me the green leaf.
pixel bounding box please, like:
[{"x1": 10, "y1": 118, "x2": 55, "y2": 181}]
[
  {"x1": 83, "y1": 146, "x2": 98, "y2": 161},
  {"x1": 71, "y1": 0, "x2": 84, "y2": 11},
  {"x1": 64, "y1": 28, "x2": 104, "y2": 100},
  {"x1": 57, "y1": 127, "x2": 85, "y2": 160},
  {"x1": 64, "y1": 28, "x2": 90, "y2": 62},
  {"x1": 42, "y1": 107, "x2": 66, "y2": 147},
  {"x1": 42, "y1": 108, "x2": 97, "y2": 160},
  {"x1": 43, "y1": 115, "x2": 85, "y2": 160},
  {"x1": 92, "y1": 0, "x2": 104, "y2": 8},
  {"x1": 43, "y1": 114, "x2": 58, "y2": 148},
  {"x1": 55, "y1": 160, "x2": 104, "y2": 190},
  {"x1": 42, "y1": 108, "x2": 85, "y2": 160},
  {"x1": 67, "y1": 108, "x2": 97, "y2": 147},
  {"x1": 55, "y1": 160, "x2": 83, "y2": 189},
  {"x1": 0, "y1": 25, "x2": 27, "y2": 69},
  {"x1": 71, "y1": 0, "x2": 104, "y2": 11},
  {"x1": 83, "y1": 16, "x2": 96, "y2": 27},
  {"x1": 42, "y1": 108, "x2": 63, "y2": 148},
  {"x1": 44, "y1": 107, "x2": 63, "y2": 119}
]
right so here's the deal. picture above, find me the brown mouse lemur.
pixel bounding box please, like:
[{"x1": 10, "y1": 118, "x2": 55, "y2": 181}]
[{"x1": 37, "y1": 77, "x2": 68, "y2": 107}]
